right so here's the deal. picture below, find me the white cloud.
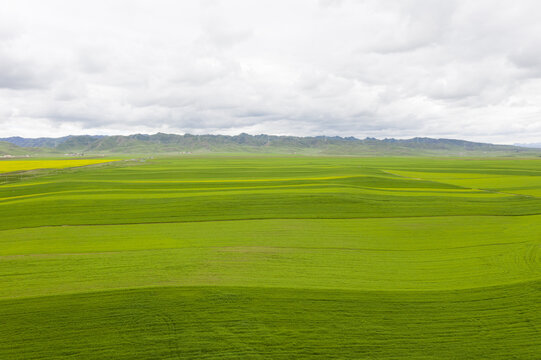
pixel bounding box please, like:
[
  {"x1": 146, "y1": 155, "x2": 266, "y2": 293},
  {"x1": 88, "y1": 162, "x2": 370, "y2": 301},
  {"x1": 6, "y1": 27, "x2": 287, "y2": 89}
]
[{"x1": 0, "y1": 0, "x2": 540, "y2": 143}]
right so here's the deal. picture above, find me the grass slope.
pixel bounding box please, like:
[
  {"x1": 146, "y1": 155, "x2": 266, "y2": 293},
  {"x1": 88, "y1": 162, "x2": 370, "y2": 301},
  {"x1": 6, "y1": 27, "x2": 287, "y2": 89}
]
[
  {"x1": 0, "y1": 141, "x2": 38, "y2": 156},
  {"x1": 2, "y1": 284, "x2": 540, "y2": 360},
  {"x1": 1, "y1": 156, "x2": 540, "y2": 358}
]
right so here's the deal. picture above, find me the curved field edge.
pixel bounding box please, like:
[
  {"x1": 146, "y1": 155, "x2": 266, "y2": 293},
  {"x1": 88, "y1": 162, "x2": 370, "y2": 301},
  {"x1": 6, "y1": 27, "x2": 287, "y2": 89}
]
[{"x1": 1, "y1": 284, "x2": 540, "y2": 359}]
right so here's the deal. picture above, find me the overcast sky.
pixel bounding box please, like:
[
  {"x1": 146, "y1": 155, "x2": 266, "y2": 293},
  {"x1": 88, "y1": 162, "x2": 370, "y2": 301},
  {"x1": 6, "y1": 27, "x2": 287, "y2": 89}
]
[{"x1": 1, "y1": 0, "x2": 540, "y2": 143}]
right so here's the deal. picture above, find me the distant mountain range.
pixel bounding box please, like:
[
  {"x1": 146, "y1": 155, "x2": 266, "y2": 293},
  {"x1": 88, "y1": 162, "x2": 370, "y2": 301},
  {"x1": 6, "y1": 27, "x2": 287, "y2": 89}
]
[
  {"x1": 0, "y1": 135, "x2": 104, "y2": 148},
  {"x1": 1, "y1": 133, "x2": 540, "y2": 156},
  {"x1": 514, "y1": 142, "x2": 541, "y2": 149}
]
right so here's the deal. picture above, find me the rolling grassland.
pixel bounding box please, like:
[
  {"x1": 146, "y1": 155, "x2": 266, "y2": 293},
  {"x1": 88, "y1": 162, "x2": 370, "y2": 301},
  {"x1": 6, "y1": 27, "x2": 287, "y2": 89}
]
[{"x1": 1, "y1": 156, "x2": 540, "y2": 359}]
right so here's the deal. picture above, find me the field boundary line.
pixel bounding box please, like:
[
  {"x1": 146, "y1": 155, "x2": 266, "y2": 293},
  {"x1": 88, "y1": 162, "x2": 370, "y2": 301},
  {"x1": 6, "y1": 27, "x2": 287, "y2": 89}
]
[
  {"x1": 383, "y1": 170, "x2": 540, "y2": 199},
  {"x1": 2, "y1": 213, "x2": 541, "y2": 232},
  {"x1": 2, "y1": 278, "x2": 541, "y2": 302}
]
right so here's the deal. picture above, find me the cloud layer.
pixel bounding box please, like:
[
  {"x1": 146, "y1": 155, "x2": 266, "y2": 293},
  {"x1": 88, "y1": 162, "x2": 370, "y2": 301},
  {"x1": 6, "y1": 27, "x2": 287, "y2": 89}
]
[{"x1": 1, "y1": 0, "x2": 540, "y2": 143}]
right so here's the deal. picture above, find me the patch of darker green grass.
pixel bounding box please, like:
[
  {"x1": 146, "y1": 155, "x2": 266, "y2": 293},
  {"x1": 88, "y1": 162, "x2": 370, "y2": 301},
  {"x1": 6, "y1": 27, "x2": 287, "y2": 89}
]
[{"x1": 1, "y1": 284, "x2": 540, "y2": 360}]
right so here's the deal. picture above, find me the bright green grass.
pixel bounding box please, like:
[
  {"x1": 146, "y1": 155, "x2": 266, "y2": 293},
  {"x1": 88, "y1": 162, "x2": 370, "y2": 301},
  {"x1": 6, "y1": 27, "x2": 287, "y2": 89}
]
[
  {"x1": 1, "y1": 216, "x2": 540, "y2": 298},
  {"x1": 389, "y1": 170, "x2": 541, "y2": 197},
  {"x1": 1, "y1": 156, "x2": 540, "y2": 359}
]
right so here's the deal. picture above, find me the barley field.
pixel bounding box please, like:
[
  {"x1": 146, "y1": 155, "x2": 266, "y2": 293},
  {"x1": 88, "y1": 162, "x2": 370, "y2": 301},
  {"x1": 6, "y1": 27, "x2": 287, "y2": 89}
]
[{"x1": 1, "y1": 156, "x2": 540, "y2": 359}]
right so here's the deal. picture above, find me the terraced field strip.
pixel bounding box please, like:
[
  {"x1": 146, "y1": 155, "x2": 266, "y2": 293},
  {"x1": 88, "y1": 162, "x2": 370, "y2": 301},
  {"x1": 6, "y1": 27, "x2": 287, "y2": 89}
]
[{"x1": 1, "y1": 216, "x2": 540, "y2": 299}]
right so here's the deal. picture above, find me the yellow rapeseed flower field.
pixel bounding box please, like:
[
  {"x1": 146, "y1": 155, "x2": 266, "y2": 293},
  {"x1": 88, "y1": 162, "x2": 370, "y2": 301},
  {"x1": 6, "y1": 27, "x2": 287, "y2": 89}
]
[{"x1": 0, "y1": 159, "x2": 114, "y2": 173}]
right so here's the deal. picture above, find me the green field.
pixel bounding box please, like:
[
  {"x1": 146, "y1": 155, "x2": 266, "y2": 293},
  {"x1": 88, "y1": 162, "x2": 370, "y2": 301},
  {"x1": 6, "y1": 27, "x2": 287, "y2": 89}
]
[{"x1": 1, "y1": 156, "x2": 540, "y2": 359}]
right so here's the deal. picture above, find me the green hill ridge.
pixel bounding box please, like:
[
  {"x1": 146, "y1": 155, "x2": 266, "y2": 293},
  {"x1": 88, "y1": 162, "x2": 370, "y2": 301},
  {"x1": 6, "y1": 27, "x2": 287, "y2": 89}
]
[{"x1": 1, "y1": 133, "x2": 540, "y2": 156}]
